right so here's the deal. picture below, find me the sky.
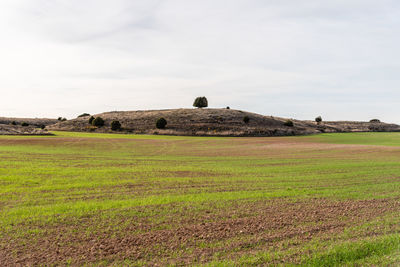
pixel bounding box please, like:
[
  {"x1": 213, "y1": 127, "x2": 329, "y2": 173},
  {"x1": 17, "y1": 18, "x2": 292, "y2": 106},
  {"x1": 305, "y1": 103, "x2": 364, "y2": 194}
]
[{"x1": 1, "y1": 0, "x2": 400, "y2": 122}]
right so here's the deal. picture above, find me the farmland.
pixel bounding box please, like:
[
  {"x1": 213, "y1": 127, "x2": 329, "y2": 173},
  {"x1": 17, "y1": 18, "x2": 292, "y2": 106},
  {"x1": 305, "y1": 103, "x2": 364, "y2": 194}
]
[{"x1": 1, "y1": 132, "x2": 400, "y2": 265}]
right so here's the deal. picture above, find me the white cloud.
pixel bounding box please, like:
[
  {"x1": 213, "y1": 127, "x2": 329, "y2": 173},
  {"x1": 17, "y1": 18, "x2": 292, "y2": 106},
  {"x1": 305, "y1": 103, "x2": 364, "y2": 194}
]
[{"x1": 0, "y1": 0, "x2": 399, "y2": 122}]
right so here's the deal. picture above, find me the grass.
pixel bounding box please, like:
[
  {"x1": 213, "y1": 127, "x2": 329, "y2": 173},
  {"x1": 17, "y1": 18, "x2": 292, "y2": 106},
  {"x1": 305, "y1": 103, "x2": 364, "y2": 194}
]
[
  {"x1": 305, "y1": 132, "x2": 400, "y2": 146},
  {"x1": 1, "y1": 132, "x2": 400, "y2": 265}
]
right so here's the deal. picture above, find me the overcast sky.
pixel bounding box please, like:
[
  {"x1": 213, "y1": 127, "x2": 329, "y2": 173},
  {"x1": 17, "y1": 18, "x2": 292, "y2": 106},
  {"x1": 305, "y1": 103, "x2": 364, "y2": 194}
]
[{"x1": 1, "y1": 0, "x2": 400, "y2": 122}]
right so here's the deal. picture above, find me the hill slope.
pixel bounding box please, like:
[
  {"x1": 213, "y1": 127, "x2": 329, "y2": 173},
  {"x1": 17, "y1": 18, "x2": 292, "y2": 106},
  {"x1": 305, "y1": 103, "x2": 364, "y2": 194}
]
[
  {"x1": 0, "y1": 117, "x2": 57, "y2": 135},
  {"x1": 0, "y1": 117, "x2": 58, "y2": 127},
  {"x1": 47, "y1": 108, "x2": 400, "y2": 136}
]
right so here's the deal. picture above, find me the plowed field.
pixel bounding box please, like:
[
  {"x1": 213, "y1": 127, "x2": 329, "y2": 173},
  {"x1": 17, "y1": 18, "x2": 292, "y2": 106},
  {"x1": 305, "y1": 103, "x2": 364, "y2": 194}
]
[{"x1": 1, "y1": 132, "x2": 400, "y2": 266}]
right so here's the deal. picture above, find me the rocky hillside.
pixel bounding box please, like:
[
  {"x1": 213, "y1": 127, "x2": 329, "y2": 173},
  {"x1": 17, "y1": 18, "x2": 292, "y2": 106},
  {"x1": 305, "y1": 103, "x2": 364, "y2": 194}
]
[
  {"x1": 0, "y1": 124, "x2": 52, "y2": 135},
  {"x1": 0, "y1": 117, "x2": 57, "y2": 135},
  {"x1": 47, "y1": 108, "x2": 400, "y2": 136},
  {"x1": 0, "y1": 117, "x2": 58, "y2": 127}
]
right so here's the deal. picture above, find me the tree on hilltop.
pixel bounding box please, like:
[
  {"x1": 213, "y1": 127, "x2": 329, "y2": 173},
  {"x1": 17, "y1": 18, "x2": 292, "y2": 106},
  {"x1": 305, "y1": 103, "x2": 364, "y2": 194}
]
[{"x1": 193, "y1": 97, "x2": 208, "y2": 108}]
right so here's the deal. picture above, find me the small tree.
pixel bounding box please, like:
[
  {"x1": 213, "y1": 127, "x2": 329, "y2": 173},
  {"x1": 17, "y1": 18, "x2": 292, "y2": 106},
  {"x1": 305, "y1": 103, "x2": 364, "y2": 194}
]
[
  {"x1": 111, "y1": 120, "x2": 121, "y2": 131},
  {"x1": 243, "y1": 116, "x2": 250, "y2": 124},
  {"x1": 92, "y1": 117, "x2": 105, "y2": 127},
  {"x1": 315, "y1": 116, "x2": 322, "y2": 124},
  {"x1": 88, "y1": 116, "x2": 95, "y2": 124},
  {"x1": 78, "y1": 113, "x2": 90, "y2": 118},
  {"x1": 193, "y1": 97, "x2": 208, "y2": 108},
  {"x1": 284, "y1": 120, "x2": 294, "y2": 127},
  {"x1": 156, "y1": 117, "x2": 167, "y2": 129}
]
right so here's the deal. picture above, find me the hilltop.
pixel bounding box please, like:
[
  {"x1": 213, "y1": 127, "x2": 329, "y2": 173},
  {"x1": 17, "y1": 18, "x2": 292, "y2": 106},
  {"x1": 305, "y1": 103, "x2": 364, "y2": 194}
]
[{"x1": 47, "y1": 108, "x2": 400, "y2": 136}]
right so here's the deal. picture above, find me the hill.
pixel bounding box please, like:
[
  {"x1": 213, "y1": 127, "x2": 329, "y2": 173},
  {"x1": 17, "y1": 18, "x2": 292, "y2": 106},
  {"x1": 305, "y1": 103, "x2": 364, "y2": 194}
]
[
  {"x1": 0, "y1": 117, "x2": 58, "y2": 127},
  {"x1": 0, "y1": 117, "x2": 57, "y2": 135},
  {"x1": 47, "y1": 108, "x2": 400, "y2": 136},
  {"x1": 0, "y1": 124, "x2": 51, "y2": 135}
]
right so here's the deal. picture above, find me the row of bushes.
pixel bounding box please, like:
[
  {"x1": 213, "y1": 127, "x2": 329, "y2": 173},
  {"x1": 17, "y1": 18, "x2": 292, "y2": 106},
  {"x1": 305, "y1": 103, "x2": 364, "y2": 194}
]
[
  {"x1": 314, "y1": 117, "x2": 381, "y2": 124},
  {"x1": 88, "y1": 117, "x2": 123, "y2": 130},
  {"x1": 87, "y1": 116, "x2": 167, "y2": 131},
  {"x1": 86, "y1": 115, "x2": 296, "y2": 131},
  {"x1": 9, "y1": 121, "x2": 46, "y2": 129}
]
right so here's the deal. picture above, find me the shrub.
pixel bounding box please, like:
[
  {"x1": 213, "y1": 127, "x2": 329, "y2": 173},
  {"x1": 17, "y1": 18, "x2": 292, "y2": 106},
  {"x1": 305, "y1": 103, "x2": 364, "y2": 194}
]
[
  {"x1": 11, "y1": 121, "x2": 17, "y2": 125},
  {"x1": 193, "y1": 96, "x2": 208, "y2": 108},
  {"x1": 92, "y1": 117, "x2": 105, "y2": 127},
  {"x1": 315, "y1": 116, "x2": 322, "y2": 123},
  {"x1": 226, "y1": 106, "x2": 230, "y2": 109},
  {"x1": 370, "y1": 119, "x2": 381, "y2": 123},
  {"x1": 61, "y1": 118, "x2": 67, "y2": 122},
  {"x1": 243, "y1": 116, "x2": 250, "y2": 124},
  {"x1": 78, "y1": 113, "x2": 90, "y2": 118},
  {"x1": 57, "y1": 117, "x2": 62, "y2": 121},
  {"x1": 21, "y1": 122, "x2": 29, "y2": 127},
  {"x1": 111, "y1": 120, "x2": 121, "y2": 131},
  {"x1": 88, "y1": 116, "x2": 95, "y2": 124},
  {"x1": 40, "y1": 125, "x2": 45, "y2": 129},
  {"x1": 156, "y1": 117, "x2": 167, "y2": 129},
  {"x1": 284, "y1": 120, "x2": 294, "y2": 127}
]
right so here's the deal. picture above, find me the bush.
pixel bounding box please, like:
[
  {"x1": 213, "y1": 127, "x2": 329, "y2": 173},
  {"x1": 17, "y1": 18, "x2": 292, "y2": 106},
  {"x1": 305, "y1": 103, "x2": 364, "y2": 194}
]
[
  {"x1": 193, "y1": 96, "x2": 208, "y2": 108},
  {"x1": 21, "y1": 122, "x2": 29, "y2": 127},
  {"x1": 370, "y1": 119, "x2": 381, "y2": 123},
  {"x1": 284, "y1": 120, "x2": 294, "y2": 127},
  {"x1": 57, "y1": 117, "x2": 62, "y2": 121},
  {"x1": 61, "y1": 118, "x2": 67, "y2": 122},
  {"x1": 88, "y1": 116, "x2": 95, "y2": 124},
  {"x1": 156, "y1": 117, "x2": 167, "y2": 129},
  {"x1": 243, "y1": 116, "x2": 250, "y2": 124},
  {"x1": 40, "y1": 125, "x2": 45, "y2": 129},
  {"x1": 226, "y1": 106, "x2": 230, "y2": 109},
  {"x1": 111, "y1": 120, "x2": 121, "y2": 131},
  {"x1": 11, "y1": 121, "x2": 17, "y2": 125},
  {"x1": 315, "y1": 116, "x2": 322, "y2": 123},
  {"x1": 92, "y1": 117, "x2": 105, "y2": 127},
  {"x1": 78, "y1": 113, "x2": 90, "y2": 118}
]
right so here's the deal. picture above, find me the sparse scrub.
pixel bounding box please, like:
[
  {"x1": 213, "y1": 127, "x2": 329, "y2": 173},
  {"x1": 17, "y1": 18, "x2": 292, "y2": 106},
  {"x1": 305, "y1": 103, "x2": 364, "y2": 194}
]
[
  {"x1": 92, "y1": 117, "x2": 105, "y2": 127},
  {"x1": 156, "y1": 117, "x2": 167, "y2": 129},
  {"x1": 193, "y1": 96, "x2": 208, "y2": 108},
  {"x1": 78, "y1": 113, "x2": 90, "y2": 118},
  {"x1": 284, "y1": 120, "x2": 294, "y2": 127},
  {"x1": 88, "y1": 116, "x2": 95, "y2": 125},
  {"x1": 111, "y1": 120, "x2": 121, "y2": 131}
]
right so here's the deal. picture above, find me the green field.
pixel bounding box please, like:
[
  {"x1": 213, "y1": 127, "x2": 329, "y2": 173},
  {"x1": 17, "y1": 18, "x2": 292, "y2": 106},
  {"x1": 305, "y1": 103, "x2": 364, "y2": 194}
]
[{"x1": 1, "y1": 132, "x2": 400, "y2": 266}]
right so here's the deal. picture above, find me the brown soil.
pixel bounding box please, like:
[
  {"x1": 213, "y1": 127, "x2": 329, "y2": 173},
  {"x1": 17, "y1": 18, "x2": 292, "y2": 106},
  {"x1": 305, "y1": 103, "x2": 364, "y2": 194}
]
[
  {"x1": 47, "y1": 108, "x2": 400, "y2": 137},
  {"x1": 1, "y1": 198, "x2": 398, "y2": 266}
]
